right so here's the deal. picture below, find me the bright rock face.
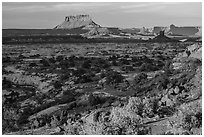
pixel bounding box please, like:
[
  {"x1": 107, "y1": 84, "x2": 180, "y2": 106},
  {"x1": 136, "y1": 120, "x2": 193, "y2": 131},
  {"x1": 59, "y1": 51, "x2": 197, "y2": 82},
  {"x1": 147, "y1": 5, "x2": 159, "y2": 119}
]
[{"x1": 54, "y1": 15, "x2": 100, "y2": 29}]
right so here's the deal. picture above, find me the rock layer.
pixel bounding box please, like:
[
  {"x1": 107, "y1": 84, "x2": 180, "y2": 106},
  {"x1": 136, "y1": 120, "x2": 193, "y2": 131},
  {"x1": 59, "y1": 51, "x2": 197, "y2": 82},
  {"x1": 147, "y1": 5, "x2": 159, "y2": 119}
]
[{"x1": 54, "y1": 15, "x2": 100, "y2": 29}]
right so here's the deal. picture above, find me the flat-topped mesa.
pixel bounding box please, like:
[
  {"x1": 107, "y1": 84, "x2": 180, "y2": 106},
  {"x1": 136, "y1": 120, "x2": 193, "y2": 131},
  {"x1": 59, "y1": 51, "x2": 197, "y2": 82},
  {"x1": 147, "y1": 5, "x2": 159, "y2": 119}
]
[
  {"x1": 169, "y1": 24, "x2": 200, "y2": 36},
  {"x1": 65, "y1": 15, "x2": 90, "y2": 22},
  {"x1": 54, "y1": 14, "x2": 100, "y2": 29}
]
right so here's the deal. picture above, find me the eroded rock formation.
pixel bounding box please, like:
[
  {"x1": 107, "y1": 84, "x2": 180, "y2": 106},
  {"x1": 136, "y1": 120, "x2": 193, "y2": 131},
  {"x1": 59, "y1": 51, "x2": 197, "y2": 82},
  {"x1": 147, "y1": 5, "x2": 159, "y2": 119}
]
[{"x1": 54, "y1": 15, "x2": 100, "y2": 29}]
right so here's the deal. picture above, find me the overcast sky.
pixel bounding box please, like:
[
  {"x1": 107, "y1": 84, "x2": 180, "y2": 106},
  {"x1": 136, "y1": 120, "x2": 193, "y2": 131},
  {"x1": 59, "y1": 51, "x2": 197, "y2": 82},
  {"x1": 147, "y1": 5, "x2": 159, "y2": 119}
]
[{"x1": 2, "y1": 2, "x2": 202, "y2": 29}]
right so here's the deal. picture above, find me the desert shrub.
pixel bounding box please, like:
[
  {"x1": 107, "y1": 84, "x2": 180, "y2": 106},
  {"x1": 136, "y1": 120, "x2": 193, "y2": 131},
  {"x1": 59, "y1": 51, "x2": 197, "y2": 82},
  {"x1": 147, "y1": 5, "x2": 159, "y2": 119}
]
[
  {"x1": 125, "y1": 97, "x2": 143, "y2": 116},
  {"x1": 142, "y1": 97, "x2": 154, "y2": 118},
  {"x1": 56, "y1": 95, "x2": 75, "y2": 105},
  {"x1": 105, "y1": 70, "x2": 124, "y2": 85},
  {"x1": 140, "y1": 62, "x2": 159, "y2": 72},
  {"x1": 40, "y1": 58, "x2": 50, "y2": 67},
  {"x1": 105, "y1": 97, "x2": 150, "y2": 134},
  {"x1": 68, "y1": 59, "x2": 75, "y2": 67},
  {"x1": 194, "y1": 112, "x2": 202, "y2": 128},
  {"x1": 2, "y1": 56, "x2": 11, "y2": 63},
  {"x1": 77, "y1": 74, "x2": 93, "y2": 83},
  {"x1": 29, "y1": 62, "x2": 38, "y2": 67},
  {"x1": 163, "y1": 60, "x2": 173, "y2": 75},
  {"x1": 77, "y1": 94, "x2": 90, "y2": 107},
  {"x1": 59, "y1": 60, "x2": 70, "y2": 69},
  {"x1": 53, "y1": 80, "x2": 62, "y2": 89},
  {"x1": 81, "y1": 121, "x2": 106, "y2": 135},
  {"x1": 73, "y1": 68, "x2": 86, "y2": 77},
  {"x1": 62, "y1": 89, "x2": 74, "y2": 96},
  {"x1": 103, "y1": 125, "x2": 123, "y2": 135},
  {"x1": 101, "y1": 96, "x2": 117, "y2": 108},
  {"x1": 139, "y1": 63, "x2": 150, "y2": 72},
  {"x1": 92, "y1": 58, "x2": 110, "y2": 69},
  {"x1": 154, "y1": 73, "x2": 170, "y2": 90},
  {"x1": 181, "y1": 109, "x2": 202, "y2": 130},
  {"x1": 56, "y1": 55, "x2": 64, "y2": 62},
  {"x1": 48, "y1": 57, "x2": 56, "y2": 63},
  {"x1": 2, "y1": 119, "x2": 19, "y2": 133},
  {"x1": 82, "y1": 59, "x2": 92, "y2": 69},
  {"x1": 2, "y1": 77, "x2": 13, "y2": 89},
  {"x1": 60, "y1": 72, "x2": 70, "y2": 81},
  {"x1": 51, "y1": 115, "x2": 61, "y2": 128},
  {"x1": 110, "y1": 106, "x2": 141, "y2": 127},
  {"x1": 3, "y1": 91, "x2": 19, "y2": 105},
  {"x1": 64, "y1": 111, "x2": 107, "y2": 135},
  {"x1": 166, "y1": 99, "x2": 202, "y2": 135},
  {"x1": 157, "y1": 106, "x2": 175, "y2": 118},
  {"x1": 112, "y1": 60, "x2": 118, "y2": 66},
  {"x1": 172, "y1": 71, "x2": 196, "y2": 86},
  {"x1": 88, "y1": 94, "x2": 101, "y2": 106},
  {"x1": 109, "y1": 103, "x2": 148, "y2": 134},
  {"x1": 151, "y1": 96, "x2": 161, "y2": 114},
  {"x1": 16, "y1": 113, "x2": 30, "y2": 125},
  {"x1": 83, "y1": 121, "x2": 106, "y2": 135},
  {"x1": 80, "y1": 107, "x2": 143, "y2": 135},
  {"x1": 134, "y1": 72, "x2": 147, "y2": 85},
  {"x1": 2, "y1": 107, "x2": 20, "y2": 133},
  {"x1": 18, "y1": 54, "x2": 26, "y2": 59}
]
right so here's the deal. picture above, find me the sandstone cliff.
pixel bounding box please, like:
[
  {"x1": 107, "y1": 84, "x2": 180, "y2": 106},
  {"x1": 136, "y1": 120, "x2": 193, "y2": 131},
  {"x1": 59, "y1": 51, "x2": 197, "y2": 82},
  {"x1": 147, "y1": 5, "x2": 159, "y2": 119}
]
[{"x1": 54, "y1": 15, "x2": 100, "y2": 29}]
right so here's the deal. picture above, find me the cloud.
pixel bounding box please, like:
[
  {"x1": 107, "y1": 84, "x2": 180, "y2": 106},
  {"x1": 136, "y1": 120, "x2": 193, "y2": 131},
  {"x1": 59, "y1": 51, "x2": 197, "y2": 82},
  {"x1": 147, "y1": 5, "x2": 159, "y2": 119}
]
[
  {"x1": 120, "y1": 2, "x2": 179, "y2": 13},
  {"x1": 2, "y1": 2, "x2": 112, "y2": 13},
  {"x1": 122, "y1": 5, "x2": 166, "y2": 13},
  {"x1": 2, "y1": 2, "x2": 201, "y2": 29},
  {"x1": 120, "y1": 2, "x2": 179, "y2": 9},
  {"x1": 118, "y1": 2, "x2": 201, "y2": 20}
]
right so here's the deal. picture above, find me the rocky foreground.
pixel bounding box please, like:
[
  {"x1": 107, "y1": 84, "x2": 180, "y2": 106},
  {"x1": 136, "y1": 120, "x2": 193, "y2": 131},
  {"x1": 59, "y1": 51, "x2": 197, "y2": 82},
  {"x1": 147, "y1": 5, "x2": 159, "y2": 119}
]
[{"x1": 4, "y1": 43, "x2": 202, "y2": 135}]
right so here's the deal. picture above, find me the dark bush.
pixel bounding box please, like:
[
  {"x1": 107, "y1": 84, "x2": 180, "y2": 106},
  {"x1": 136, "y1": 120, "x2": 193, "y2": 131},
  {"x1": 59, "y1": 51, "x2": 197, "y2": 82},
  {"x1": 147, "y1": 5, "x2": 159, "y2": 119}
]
[
  {"x1": 40, "y1": 58, "x2": 50, "y2": 67},
  {"x1": 105, "y1": 70, "x2": 124, "y2": 85},
  {"x1": 163, "y1": 60, "x2": 173, "y2": 75},
  {"x1": 134, "y1": 72, "x2": 147, "y2": 85},
  {"x1": 49, "y1": 57, "x2": 56, "y2": 64},
  {"x1": 18, "y1": 54, "x2": 26, "y2": 59},
  {"x1": 82, "y1": 59, "x2": 92, "y2": 69},
  {"x1": 59, "y1": 60, "x2": 70, "y2": 69},
  {"x1": 56, "y1": 55, "x2": 64, "y2": 62},
  {"x1": 73, "y1": 68, "x2": 86, "y2": 77},
  {"x1": 2, "y1": 77, "x2": 13, "y2": 89},
  {"x1": 88, "y1": 93, "x2": 101, "y2": 106},
  {"x1": 29, "y1": 62, "x2": 38, "y2": 67},
  {"x1": 2, "y1": 56, "x2": 11, "y2": 63},
  {"x1": 53, "y1": 81, "x2": 62, "y2": 89}
]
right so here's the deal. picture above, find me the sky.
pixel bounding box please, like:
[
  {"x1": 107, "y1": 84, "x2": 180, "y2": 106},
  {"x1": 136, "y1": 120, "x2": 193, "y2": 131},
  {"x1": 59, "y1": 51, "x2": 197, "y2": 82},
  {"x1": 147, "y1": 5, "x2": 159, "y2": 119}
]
[{"x1": 2, "y1": 2, "x2": 202, "y2": 29}]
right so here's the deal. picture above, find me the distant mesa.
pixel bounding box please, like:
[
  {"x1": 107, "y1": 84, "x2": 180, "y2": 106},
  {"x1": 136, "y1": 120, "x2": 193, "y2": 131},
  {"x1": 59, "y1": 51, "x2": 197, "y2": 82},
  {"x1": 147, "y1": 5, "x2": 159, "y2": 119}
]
[
  {"x1": 54, "y1": 14, "x2": 100, "y2": 29},
  {"x1": 153, "y1": 26, "x2": 169, "y2": 35},
  {"x1": 53, "y1": 15, "x2": 201, "y2": 38},
  {"x1": 169, "y1": 24, "x2": 201, "y2": 36},
  {"x1": 153, "y1": 24, "x2": 201, "y2": 36},
  {"x1": 150, "y1": 30, "x2": 178, "y2": 42}
]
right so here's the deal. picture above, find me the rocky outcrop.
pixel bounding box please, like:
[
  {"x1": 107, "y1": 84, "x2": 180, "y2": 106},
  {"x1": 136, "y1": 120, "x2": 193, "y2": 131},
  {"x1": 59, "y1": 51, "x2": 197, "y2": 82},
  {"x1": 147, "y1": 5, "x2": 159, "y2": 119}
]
[
  {"x1": 83, "y1": 27, "x2": 110, "y2": 37},
  {"x1": 153, "y1": 26, "x2": 169, "y2": 35},
  {"x1": 54, "y1": 15, "x2": 100, "y2": 29},
  {"x1": 174, "y1": 43, "x2": 202, "y2": 61},
  {"x1": 169, "y1": 24, "x2": 200, "y2": 36},
  {"x1": 152, "y1": 24, "x2": 201, "y2": 37},
  {"x1": 150, "y1": 31, "x2": 178, "y2": 42}
]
